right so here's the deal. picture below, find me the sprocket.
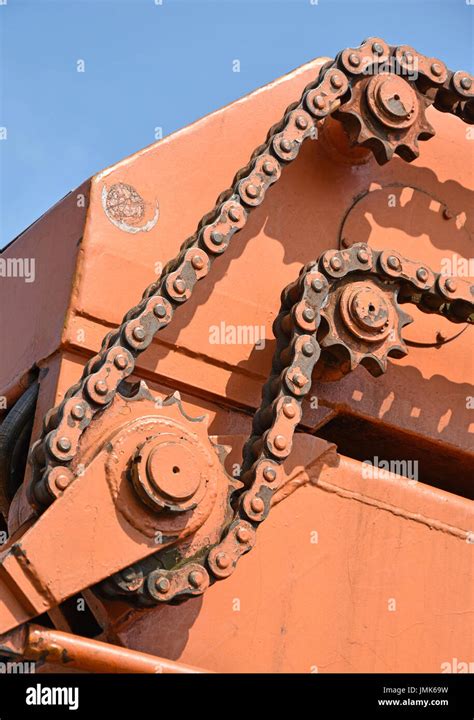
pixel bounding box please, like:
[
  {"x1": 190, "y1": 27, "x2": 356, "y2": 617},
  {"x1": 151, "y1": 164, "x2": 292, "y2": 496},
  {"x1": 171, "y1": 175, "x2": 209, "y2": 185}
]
[
  {"x1": 315, "y1": 274, "x2": 413, "y2": 380},
  {"x1": 333, "y1": 71, "x2": 436, "y2": 164}
]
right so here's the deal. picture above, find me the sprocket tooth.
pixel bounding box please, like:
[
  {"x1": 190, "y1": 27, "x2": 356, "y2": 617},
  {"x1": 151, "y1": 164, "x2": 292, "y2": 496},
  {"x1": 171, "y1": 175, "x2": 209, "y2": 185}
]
[
  {"x1": 209, "y1": 438, "x2": 243, "y2": 493},
  {"x1": 319, "y1": 331, "x2": 344, "y2": 351},
  {"x1": 369, "y1": 137, "x2": 394, "y2": 165},
  {"x1": 209, "y1": 438, "x2": 232, "y2": 460},
  {"x1": 320, "y1": 310, "x2": 338, "y2": 340},
  {"x1": 387, "y1": 343, "x2": 408, "y2": 359},
  {"x1": 356, "y1": 125, "x2": 372, "y2": 144},
  {"x1": 399, "y1": 308, "x2": 414, "y2": 327},
  {"x1": 396, "y1": 143, "x2": 419, "y2": 162},
  {"x1": 163, "y1": 390, "x2": 181, "y2": 406},
  {"x1": 349, "y1": 350, "x2": 363, "y2": 371},
  {"x1": 418, "y1": 122, "x2": 435, "y2": 140},
  {"x1": 361, "y1": 354, "x2": 387, "y2": 377},
  {"x1": 163, "y1": 391, "x2": 208, "y2": 425}
]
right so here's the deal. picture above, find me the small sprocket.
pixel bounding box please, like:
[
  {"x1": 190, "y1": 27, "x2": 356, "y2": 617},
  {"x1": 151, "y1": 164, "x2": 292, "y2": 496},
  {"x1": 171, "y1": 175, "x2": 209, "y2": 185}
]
[
  {"x1": 333, "y1": 71, "x2": 435, "y2": 164},
  {"x1": 315, "y1": 274, "x2": 413, "y2": 380}
]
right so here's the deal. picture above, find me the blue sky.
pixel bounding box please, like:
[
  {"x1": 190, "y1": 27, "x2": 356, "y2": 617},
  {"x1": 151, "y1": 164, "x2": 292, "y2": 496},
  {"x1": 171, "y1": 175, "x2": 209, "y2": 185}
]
[{"x1": 0, "y1": 0, "x2": 472, "y2": 248}]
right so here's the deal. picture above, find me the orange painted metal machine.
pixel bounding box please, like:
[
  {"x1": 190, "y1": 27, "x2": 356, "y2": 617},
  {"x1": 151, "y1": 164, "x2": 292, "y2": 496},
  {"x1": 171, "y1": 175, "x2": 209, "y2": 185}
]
[{"x1": 0, "y1": 38, "x2": 473, "y2": 674}]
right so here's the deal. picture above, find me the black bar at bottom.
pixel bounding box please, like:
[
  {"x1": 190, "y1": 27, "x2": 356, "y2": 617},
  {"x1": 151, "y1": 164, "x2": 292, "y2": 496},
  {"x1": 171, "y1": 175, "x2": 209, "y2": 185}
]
[{"x1": 0, "y1": 672, "x2": 472, "y2": 718}]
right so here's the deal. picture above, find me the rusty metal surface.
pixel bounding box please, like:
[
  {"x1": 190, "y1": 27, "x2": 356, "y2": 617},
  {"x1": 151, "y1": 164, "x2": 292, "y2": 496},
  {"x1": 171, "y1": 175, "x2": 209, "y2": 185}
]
[
  {"x1": 0, "y1": 37, "x2": 472, "y2": 672},
  {"x1": 26, "y1": 38, "x2": 474, "y2": 515}
]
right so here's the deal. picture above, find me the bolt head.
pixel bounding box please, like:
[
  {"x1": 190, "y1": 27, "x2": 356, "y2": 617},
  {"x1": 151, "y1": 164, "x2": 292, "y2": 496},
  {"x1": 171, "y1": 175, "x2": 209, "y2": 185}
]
[
  {"x1": 292, "y1": 373, "x2": 306, "y2": 388},
  {"x1": 330, "y1": 74, "x2": 343, "y2": 89},
  {"x1": 246, "y1": 183, "x2": 260, "y2": 199},
  {"x1": 263, "y1": 466, "x2": 276, "y2": 482},
  {"x1": 121, "y1": 569, "x2": 136, "y2": 583},
  {"x1": 313, "y1": 94, "x2": 326, "y2": 110},
  {"x1": 250, "y1": 497, "x2": 265, "y2": 514},
  {"x1": 173, "y1": 278, "x2": 186, "y2": 294},
  {"x1": 329, "y1": 256, "x2": 342, "y2": 271},
  {"x1": 280, "y1": 138, "x2": 292, "y2": 153},
  {"x1": 274, "y1": 434, "x2": 287, "y2": 451},
  {"x1": 348, "y1": 53, "x2": 360, "y2": 67},
  {"x1": 312, "y1": 278, "x2": 324, "y2": 293},
  {"x1": 303, "y1": 307, "x2": 315, "y2": 322},
  {"x1": 210, "y1": 230, "x2": 224, "y2": 245},
  {"x1": 302, "y1": 341, "x2": 315, "y2": 357},
  {"x1": 153, "y1": 303, "x2": 167, "y2": 318},
  {"x1": 460, "y1": 76, "x2": 472, "y2": 91},
  {"x1": 372, "y1": 42, "x2": 384, "y2": 56},
  {"x1": 431, "y1": 62, "x2": 443, "y2": 77},
  {"x1": 132, "y1": 326, "x2": 146, "y2": 341},
  {"x1": 95, "y1": 379, "x2": 108, "y2": 396},
  {"x1": 357, "y1": 249, "x2": 370, "y2": 263},
  {"x1": 114, "y1": 354, "x2": 128, "y2": 370},
  {"x1": 228, "y1": 207, "x2": 240, "y2": 223},
  {"x1": 236, "y1": 527, "x2": 251, "y2": 544},
  {"x1": 387, "y1": 255, "x2": 401, "y2": 271},
  {"x1": 191, "y1": 254, "x2": 205, "y2": 270},
  {"x1": 416, "y1": 267, "x2": 428, "y2": 282},
  {"x1": 295, "y1": 114, "x2": 309, "y2": 130},
  {"x1": 156, "y1": 577, "x2": 171, "y2": 594},
  {"x1": 262, "y1": 160, "x2": 276, "y2": 175},
  {"x1": 71, "y1": 403, "x2": 85, "y2": 420},
  {"x1": 55, "y1": 472, "x2": 71, "y2": 491},
  {"x1": 282, "y1": 402, "x2": 296, "y2": 418},
  {"x1": 57, "y1": 436, "x2": 72, "y2": 452},
  {"x1": 216, "y1": 552, "x2": 230, "y2": 570},
  {"x1": 445, "y1": 278, "x2": 457, "y2": 293},
  {"x1": 188, "y1": 570, "x2": 205, "y2": 588}
]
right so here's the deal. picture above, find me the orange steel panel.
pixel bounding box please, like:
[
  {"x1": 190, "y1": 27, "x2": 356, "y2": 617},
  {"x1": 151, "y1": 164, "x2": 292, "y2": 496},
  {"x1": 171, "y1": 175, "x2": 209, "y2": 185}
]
[
  {"x1": 112, "y1": 452, "x2": 473, "y2": 674},
  {"x1": 0, "y1": 182, "x2": 90, "y2": 405}
]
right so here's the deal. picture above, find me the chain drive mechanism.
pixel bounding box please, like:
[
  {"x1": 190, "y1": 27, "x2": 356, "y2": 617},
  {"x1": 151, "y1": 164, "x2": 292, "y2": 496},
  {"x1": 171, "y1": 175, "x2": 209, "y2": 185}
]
[{"x1": 25, "y1": 38, "x2": 473, "y2": 605}]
